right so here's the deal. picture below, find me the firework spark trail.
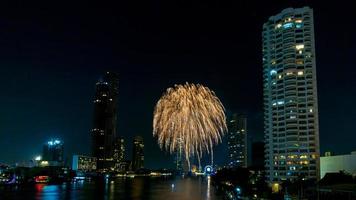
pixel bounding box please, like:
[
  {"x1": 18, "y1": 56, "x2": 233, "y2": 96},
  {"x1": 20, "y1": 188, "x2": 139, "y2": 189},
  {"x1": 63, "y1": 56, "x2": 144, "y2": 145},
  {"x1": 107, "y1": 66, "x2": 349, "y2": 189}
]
[{"x1": 153, "y1": 83, "x2": 227, "y2": 169}]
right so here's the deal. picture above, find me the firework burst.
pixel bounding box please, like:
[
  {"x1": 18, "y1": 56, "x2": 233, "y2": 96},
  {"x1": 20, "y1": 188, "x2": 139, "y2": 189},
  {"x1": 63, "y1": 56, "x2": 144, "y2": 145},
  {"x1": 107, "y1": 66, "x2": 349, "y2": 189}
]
[{"x1": 153, "y1": 83, "x2": 227, "y2": 169}]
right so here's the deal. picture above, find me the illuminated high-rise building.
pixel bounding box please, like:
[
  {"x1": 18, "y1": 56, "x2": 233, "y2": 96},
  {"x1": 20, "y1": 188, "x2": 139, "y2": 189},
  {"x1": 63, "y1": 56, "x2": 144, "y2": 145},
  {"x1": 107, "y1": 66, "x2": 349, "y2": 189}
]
[
  {"x1": 174, "y1": 138, "x2": 183, "y2": 171},
  {"x1": 91, "y1": 71, "x2": 119, "y2": 171},
  {"x1": 42, "y1": 139, "x2": 64, "y2": 166},
  {"x1": 132, "y1": 136, "x2": 144, "y2": 171},
  {"x1": 72, "y1": 155, "x2": 97, "y2": 172},
  {"x1": 263, "y1": 7, "x2": 320, "y2": 182},
  {"x1": 227, "y1": 114, "x2": 247, "y2": 168},
  {"x1": 113, "y1": 137, "x2": 125, "y2": 171}
]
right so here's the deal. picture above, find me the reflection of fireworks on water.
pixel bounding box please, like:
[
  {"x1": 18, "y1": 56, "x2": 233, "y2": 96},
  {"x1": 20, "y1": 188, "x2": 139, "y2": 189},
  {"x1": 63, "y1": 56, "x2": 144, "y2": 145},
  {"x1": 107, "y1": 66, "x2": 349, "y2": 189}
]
[{"x1": 153, "y1": 83, "x2": 227, "y2": 169}]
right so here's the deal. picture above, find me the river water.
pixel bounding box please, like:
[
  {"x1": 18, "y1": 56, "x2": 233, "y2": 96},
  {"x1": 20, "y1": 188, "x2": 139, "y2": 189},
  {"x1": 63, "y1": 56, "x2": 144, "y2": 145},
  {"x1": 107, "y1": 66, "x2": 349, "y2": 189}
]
[{"x1": 0, "y1": 176, "x2": 222, "y2": 200}]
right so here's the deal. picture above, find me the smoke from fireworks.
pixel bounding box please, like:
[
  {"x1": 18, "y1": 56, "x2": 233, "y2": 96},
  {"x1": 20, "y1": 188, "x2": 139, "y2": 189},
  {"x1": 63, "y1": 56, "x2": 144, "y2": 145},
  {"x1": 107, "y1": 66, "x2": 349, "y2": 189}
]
[{"x1": 153, "y1": 83, "x2": 227, "y2": 168}]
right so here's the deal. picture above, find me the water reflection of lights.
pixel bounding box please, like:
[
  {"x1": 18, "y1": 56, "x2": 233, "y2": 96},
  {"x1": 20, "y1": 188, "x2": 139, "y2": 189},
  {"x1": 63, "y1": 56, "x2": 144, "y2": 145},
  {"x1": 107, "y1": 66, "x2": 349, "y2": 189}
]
[
  {"x1": 35, "y1": 184, "x2": 60, "y2": 200},
  {"x1": 109, "y1": 180, "x2": 115, "y2": 200},
  {"x1": 206, "y1": 176, "x2": 211, "y2": 200},
  {"x1": 171, "y1": 183, "x2": 175, "y2": 192}
]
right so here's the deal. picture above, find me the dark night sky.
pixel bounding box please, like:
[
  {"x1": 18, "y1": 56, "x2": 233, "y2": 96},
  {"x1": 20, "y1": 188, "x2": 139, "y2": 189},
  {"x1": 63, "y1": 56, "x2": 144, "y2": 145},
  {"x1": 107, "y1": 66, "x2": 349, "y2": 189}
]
[{"x1": 0, "y1": 0, "x2": 355, "y2": 169}]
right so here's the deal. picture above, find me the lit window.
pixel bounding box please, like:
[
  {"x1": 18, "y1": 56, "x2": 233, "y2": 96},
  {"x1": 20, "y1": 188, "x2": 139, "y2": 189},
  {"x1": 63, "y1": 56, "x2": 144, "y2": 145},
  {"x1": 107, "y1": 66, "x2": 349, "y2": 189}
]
[
  {"x1": 286, "y1": 72, "x2": 293, "y2": 76},
  {"x1": 296, "y1": 60, "x2": 304, "y2": 65},
  {"x1": 295, "y1": 19, "x2": 303, "y2": 23},
  {"x1": 297, "y1": 71, "x2": 304, "y2": 76},
  {"x1": 270, "y1": 70, "x2": 277, "y2": 76},
  {"x1": 277, "y1": 100, "x2": 284, "y2": 105},
  {"x1": 298, "y1": 50, "x2": 303, "y2": 54},
  {"x1": 296, "y1": 44, "x2": 304, "y2": 50},
  {"x1": 309, "y1": 108, "x2": 313, "y2": 113},
  {"x1": 278, "y1": 75, "x2": 282, "y2": 79},
  {"x1": 290, "y1": 116, "x2": 296, "y2": 119},
  {"x1": 283, "y1": 22, "x2": 293, "y2": 29},
  {"x1": 275, "y1": 23, "x2": 282, "y2": 29}
]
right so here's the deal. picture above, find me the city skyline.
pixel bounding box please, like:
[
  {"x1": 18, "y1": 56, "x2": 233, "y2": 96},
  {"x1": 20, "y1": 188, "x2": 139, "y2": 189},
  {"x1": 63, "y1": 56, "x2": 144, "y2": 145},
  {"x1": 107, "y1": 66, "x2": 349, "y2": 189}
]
[{"x1": 0, "y1": 0, "x2": 355, "y2": 170}]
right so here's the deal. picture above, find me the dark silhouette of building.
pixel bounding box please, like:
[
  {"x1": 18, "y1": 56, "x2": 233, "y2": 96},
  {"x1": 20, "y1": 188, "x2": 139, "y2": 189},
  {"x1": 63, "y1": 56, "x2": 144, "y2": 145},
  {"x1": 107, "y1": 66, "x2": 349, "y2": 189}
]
[
  {"x1": 91, "y1": 71, "x2": 119, "y2": 171},
  {"x1": 251, "y1": 141, "x2": 265, "y2": 169},
  {"x1": 42, "y1": 139, "x2": 64, "y2": 166},
  {"x1": 132, "y1": 136, "x2": 144, "y2": 171},
  {"x1": 227, "y1": 114, "x2": 247, "y2": 168}
]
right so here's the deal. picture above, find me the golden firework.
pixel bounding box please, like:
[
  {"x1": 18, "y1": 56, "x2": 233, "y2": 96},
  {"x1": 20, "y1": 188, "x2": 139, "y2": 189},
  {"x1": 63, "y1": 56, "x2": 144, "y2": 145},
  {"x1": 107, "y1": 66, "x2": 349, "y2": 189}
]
[{"x1": 153, "y1": 83, "x2": 227, "y2": 169}]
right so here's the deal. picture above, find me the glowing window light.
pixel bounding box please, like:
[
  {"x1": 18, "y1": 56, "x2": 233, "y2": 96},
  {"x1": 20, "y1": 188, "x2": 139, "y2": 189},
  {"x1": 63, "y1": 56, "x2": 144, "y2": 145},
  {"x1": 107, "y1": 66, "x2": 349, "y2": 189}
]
[
  {"x1": 309, "y1": 108, "x2": 313, "y2": 113},
  {"x1": 270, "y1": 70, "x2": 277, "y2": 76},
  {"x1": 295, "y1": 19, "x2": 303, "y2": 23},
  {"x1": 297, "y1": 71, "x2": 304, "y2": 76},
  {"x1": 296, "y1": 24, "x2": 303, "y2": 28},
  {"x1": 296, "y1": 44, "x2": 304, "y2": 50},
  {"x1": 283, "y1": 22, "x2": 293, "y2": 29},
  {"x1": 277, "y1": 100, "x2": 284, "y2": 105},
  {"x1": 275, "y1": 23, "x2": 282, "y2": 29},
  {"x1": 278, "y1": 75, "x2": 282, "y2": 79}
]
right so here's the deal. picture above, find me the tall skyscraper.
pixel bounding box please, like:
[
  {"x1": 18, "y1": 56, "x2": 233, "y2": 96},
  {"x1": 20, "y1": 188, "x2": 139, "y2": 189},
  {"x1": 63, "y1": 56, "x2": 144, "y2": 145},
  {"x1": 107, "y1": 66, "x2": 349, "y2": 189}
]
[
  {"x1": 91, "y1": 71, "x2": 119, "y2": 171},
  {"x1": 174, "y1": 138, "x2": 183, "y2": 171},
  {"x1": 42, "y1": 139, "x2": 64, "y2": 166},
  {"x1": 263, "y1": 7, "x2": 320, "y2": 183},
  {"x1": 227, "y1": 114, "x2": 247, "y2": 168},
  {"x1": 113, "y1": 137, "x2": 125, "y2": 171},
  {"x1": 132, "y1": 136, "x2": 144, "y2": 171}
]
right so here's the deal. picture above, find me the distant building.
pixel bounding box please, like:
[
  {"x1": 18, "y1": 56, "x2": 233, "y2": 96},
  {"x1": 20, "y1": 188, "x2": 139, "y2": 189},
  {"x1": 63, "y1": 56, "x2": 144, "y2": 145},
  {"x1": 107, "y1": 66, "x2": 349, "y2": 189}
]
[
  {"x1": 91, "y1": 71, "x2": 119, "y2": 171},
  {"x1": 175, "y1": 138, "x2": 183, "y2": 171},
  {"x1": 320, "y1": 151, "x2": 356, "y2": 179},
  {"x1": 251, "y1": 141, "x2": 265, "y2": 169},
  {"x1": 263, "y1": 7, "x2": 320, "y2": 182},
  {"x1": 42, "y1": 139, "x2": 64, "y2": 166},
  {"x1": 227, "y1": 114, "x2": 247, "y2": 168},
  {"x1": 113, "y1": 137, "x2": 125, "y2": 171},
  {"x1": 72, "y1": 155, "x2": 97, "y2": 172},
  {"x1": 132, "y1": 136, "x2": 144, "y2": 171}
]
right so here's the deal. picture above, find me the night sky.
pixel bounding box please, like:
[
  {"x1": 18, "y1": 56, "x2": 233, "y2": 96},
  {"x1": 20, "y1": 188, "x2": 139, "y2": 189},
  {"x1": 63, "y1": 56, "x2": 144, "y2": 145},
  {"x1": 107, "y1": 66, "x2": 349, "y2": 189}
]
[{"x1": 0, "y1": 0, "x2": 355, "y2": 169}]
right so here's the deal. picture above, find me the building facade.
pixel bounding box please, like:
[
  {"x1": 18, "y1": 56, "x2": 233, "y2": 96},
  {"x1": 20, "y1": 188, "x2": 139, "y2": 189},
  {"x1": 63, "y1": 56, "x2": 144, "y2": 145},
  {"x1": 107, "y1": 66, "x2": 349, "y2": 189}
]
[
  {"x1": 91, "y1": 72, "x2": 119, "y2": 171},
  {"x1": 175, "y1": 138, "x2": 183, "y2": 171},
  {"x1": 263, "y1": 7, "x2": 320, "y2": 182},
  {"x1": 320, "y1": 151, "x2": 356, "y2": 179},
  {"x1": 227, "y1": 114, "x2": 247, "y2": 168},
  {"x1": 113, "y1": 137, "x2": 125, "y2": 172},
  {"x1": 42, "y1": 139, "x2": 64, "y2": 166},
  {"x1": 72, "y1": 155, "x2": 97, "y2": 172},
  {"x1": 132, "y1": 136, "x2": 144, "y2": 171}
]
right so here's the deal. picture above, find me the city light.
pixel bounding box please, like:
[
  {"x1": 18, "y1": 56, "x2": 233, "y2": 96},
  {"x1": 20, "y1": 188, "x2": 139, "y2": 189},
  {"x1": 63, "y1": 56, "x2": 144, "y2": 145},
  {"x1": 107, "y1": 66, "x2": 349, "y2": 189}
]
[
  {"x1": 35, "y1": 156, "x2": 42, "y2": 161},
  {"x1": 48, "y1": 139, "x2": 61, "y2": 146}
]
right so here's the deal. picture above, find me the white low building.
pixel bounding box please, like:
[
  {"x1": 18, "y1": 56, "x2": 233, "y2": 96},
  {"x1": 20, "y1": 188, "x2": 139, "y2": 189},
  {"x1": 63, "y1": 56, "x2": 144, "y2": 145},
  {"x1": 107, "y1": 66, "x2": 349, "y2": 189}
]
[{"x1": 320, "y1": 151, "x2": 356, "y2": 179}]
